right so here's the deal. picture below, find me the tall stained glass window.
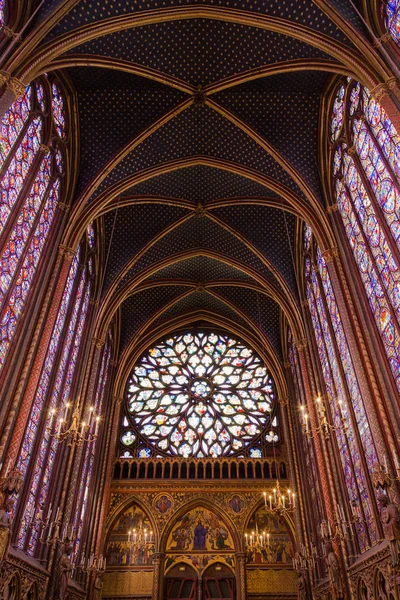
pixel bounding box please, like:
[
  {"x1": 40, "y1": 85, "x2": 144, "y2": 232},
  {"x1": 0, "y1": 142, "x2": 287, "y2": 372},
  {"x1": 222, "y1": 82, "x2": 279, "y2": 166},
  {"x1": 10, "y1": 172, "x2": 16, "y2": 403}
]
[
  {"x1": 304, "y1": 225, "x2": 378, "y2": 552},
  {"x1": 121, "y1": 331, "x2": 278, "y2": 459},
  {"x1": 17, "y1": 236, "x2": 93, "y2": 554},
  {"x1": 386, "y1": 0, "x2": 400, "y2": 45},
  {"x1": 0, "y1": 78, "x2": 67, "y2": 374},
  {"x1": 329, "y1": 79, "x2": 400, "y2": 394},
  {"x1": 74, "y1": 335, "x2": 112, "y2": 560},
  {"x1": 287, "y1": 329, "x2": 324, "y2": 533}
]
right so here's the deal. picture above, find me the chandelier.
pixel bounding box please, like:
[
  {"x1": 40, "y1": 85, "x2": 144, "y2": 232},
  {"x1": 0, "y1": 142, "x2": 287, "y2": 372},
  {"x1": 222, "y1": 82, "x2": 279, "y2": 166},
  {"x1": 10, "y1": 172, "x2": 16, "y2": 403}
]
[
  {"x1": 262, "y1": 431, "x2": 295, "y2": 516},
  {"x1": 245, "y1": 524, "x2": 270, "y2": 551},
  {"x1": 47, "y1": 399, "x2": 100, "y2": 446},
  {"x1": 127, "y1": 525, "x2": 154, "y2": 551}
]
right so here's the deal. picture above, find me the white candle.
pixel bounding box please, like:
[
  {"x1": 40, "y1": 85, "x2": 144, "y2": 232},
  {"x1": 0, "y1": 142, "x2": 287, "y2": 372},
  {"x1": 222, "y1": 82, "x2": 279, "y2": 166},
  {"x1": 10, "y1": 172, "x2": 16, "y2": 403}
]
[
  {"x1": 269, "y1": 495, "x2": 272, "y2": 510},
  {"x1": 95, "y1": 417, "x2": 100, "y2": 435},
  {"x1": 88, "y1": 406, "x2": 94, "y2": 427},
  {"x1": 292, "y1": 493, "x2": 296, "y2": 508},
  {"x1": 263, "y1": 491, "x2": 267, "y2": 507},
  {"x1": 64, "y1": 403, "x2": 71, "y2": 420},
  {"x1": 57, "y1": 419, "x2": 63, "y2": 435}
]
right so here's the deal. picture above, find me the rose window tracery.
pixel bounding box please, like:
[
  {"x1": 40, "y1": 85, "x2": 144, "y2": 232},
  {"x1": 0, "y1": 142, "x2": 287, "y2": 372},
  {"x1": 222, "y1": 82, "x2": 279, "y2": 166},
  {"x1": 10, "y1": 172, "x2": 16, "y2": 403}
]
[{"x1": 122, "y1": 332, "x2": 277, "y2": 458}]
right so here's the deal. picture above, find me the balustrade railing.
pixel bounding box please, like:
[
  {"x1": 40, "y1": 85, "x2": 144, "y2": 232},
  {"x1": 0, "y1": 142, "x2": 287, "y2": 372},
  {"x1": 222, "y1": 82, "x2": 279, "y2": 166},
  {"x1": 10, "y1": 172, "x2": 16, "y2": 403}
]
[{"x1": 113, "y1": 457, "x2": 287, "y2": 481}]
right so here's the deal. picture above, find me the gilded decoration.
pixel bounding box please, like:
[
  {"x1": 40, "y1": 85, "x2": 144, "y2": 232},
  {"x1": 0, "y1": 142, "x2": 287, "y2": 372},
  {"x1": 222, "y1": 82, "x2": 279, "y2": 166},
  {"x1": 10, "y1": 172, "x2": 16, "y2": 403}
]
[
  {"x1": 106, "y1": 503, "x2": 155, "y2": 567},
  {"x1": 166, "y1": 506, "x2": 234, "y2": 553},
  {"x1": 245, "y1": 507, "x2": 294, "y2": 566},
  {"x1": 165, "y1": 553, "x2": 235, "y2": 574},
  {"x1": 153, "y1": 493, "x2": 174, "y2": 515}
]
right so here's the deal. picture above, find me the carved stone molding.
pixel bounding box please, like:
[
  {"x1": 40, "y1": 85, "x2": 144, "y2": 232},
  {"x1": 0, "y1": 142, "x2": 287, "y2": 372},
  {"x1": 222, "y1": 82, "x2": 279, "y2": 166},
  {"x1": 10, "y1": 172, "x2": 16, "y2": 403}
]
[
  {"x1": 39, "y1": 144, "x2": 50, "y2": 154},
  {"x1": 58, "y1": 244, "x2": 77, "y2": 261},
  {"x1": 294, "y1": 338, "x2": 308, "y2": 351},
  {"x1": 8, "y1": 77, "x2": 26, "y2": 97},
  {"x1": 321, "y1": 247, "x2": 339, "y2": 263},
  {"x1": 92, "y1": 337, "x2": 106, "y2": 348},
  {"x1": 2, "y1": 26, "x2": 21, "y2": 41},
  {"x1": 326, "y1": 203, "x2": 338, "y2": 214}
]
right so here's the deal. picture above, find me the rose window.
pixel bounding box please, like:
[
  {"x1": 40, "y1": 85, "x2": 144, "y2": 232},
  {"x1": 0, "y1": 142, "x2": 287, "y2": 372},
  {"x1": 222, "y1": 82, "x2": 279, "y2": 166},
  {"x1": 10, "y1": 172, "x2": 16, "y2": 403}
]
[{"x1": 122, "y1": 332, "x2": 276, "y2": 458}]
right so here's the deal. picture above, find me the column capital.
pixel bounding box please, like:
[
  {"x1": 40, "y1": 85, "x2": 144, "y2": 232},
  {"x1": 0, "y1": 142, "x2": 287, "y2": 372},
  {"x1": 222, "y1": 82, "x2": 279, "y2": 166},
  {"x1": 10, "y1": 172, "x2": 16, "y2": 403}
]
[
  {"x1": 2, "y1": 26, "x2": 21, "y2": 41},
  {"x1": 347, "y1": 145, "x2": 357, "y2": 156},
  {"x1": 59, "y1": 244, "x2": 77, "y2": 261},
  {"x1": 235, "y1": 552, "x2": 246, "y2": 561},
  {"x1": 326, "y1": 203, "x2": 338, "y2": 214},
  {"x1": 278, "y1": 396, "x2": 289, "y2": 407},
  {"x1": 152, "y1": 552, "x2": 166, "y2": 562},
  {"x1": 294, "y1": 338, "x2": 308, "y2": 351},
  {"x1": 8, "y1": 76, "x2": 26, "y2": 97},
  {"x1": 92, "y1": 337, "x2": 106, "y2": 348},
  {"x1": 40, "y1": 143, "x2": 51, "y2": 153},
  {"x1": 321, "y1": 247, "x2": 339, "y2": 263}
]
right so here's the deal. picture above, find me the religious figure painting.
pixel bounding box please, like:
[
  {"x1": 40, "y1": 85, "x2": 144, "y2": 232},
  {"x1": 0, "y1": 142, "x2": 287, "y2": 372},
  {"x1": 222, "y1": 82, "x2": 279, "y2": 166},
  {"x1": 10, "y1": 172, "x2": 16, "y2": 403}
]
[
  {"x1": 167, "y1": 507, "x2": 234, "y2": 553},
  {"x1": 106, "y1": 504, "x2": 155, "y2": 567},
  {"x1": 245, "y1": 508, "x2": 294, "y2": 566}
]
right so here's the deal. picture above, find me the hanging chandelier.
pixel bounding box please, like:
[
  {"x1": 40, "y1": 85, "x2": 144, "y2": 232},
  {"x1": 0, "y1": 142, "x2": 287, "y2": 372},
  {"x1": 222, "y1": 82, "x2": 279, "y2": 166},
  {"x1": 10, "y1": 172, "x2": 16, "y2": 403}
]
[{"x1": 262, "y1": 430, "x2": 295, "y2": 516}]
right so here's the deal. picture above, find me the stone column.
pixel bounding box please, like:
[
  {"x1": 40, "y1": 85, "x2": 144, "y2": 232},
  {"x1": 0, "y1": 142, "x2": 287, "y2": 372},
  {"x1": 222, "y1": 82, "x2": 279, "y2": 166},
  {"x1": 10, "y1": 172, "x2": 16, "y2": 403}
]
[
  {"x1": 295, "y1": 340, "x2": 335, "y2": 525},
  {"x1": 323, "y1": 248, "x2": 395, "y2": 472},
  {"x1": 235, "y1": 552, "x2": 246, "y2": 600},
  {"x1": 152, "y1": 552, "x2": 165, "y2": 600},
  {"x1": 197, "y1": 577, "x2": 203, "y2": 600}
]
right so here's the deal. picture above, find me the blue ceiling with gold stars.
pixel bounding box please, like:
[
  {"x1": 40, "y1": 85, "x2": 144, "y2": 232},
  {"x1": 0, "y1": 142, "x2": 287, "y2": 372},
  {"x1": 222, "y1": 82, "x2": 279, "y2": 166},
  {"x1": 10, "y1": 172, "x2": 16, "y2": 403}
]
[{"x1": 31, "y1": 0, "x2": 371, "y2": 368}]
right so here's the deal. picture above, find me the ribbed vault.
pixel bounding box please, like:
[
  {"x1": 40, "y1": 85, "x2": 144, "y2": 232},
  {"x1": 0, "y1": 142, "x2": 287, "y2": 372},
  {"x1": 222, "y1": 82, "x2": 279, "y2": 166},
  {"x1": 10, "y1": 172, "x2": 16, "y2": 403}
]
[{"x1": 8, "y1": 0, "x2": 393, "y2": 397}]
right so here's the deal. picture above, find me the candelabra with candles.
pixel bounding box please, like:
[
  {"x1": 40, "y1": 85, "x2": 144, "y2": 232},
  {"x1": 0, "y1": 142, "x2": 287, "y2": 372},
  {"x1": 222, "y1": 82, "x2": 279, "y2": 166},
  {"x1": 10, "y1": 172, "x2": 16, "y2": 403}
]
[
  {"x1": 371, "y1": 454, "x2": 400, "y2": 492},
  {"x1": 263, "y1": 431, "x2": 296, "y2": 516},
  {"x1": 47, "y1": 399, "x2": 101, "y2": 447},
  {"x1": 127, "y1": 525, "x2": 154, "y2": 563},
  {"x1": 79, "y1": 552, "x2": 106, "y2": 574},
  {"x1": 293, "y1": 541, "x2": 317, "y2": 572},
  {"x1": 245, "y1": 526, "x2": 270, "y2": 553},
  {"x1": 300, "y1": 396, "x2": 345, "y2": 440},
  {"x1": 32, "y1": 505, "x2": 76, "y2": 545}
]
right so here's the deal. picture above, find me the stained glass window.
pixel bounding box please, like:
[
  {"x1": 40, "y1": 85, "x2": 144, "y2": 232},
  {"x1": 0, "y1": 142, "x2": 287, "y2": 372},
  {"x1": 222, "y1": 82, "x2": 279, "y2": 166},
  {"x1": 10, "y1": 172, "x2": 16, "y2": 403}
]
[
  {"x1": 0, "y1": 79, "x2": 67, "y2": 374},
  {"x1": 74, "y1": 338, "x2": 111, "y2": 560},
  {"x1": 18, "y1": 259, "x2": 92, "y2": 553},
  {"x1": 123, "y1": 331, "x2": 277, "y2": 458},
  {"x1": 0, "y1": 0, "x2": 5, "y2": 28},
  {"x1": 330, "y1": 80, "x2": 400, "y2": 394},
  {"x1": 304, "y1": 228, "x2": 378, "y2": 551},
  {"x1": 386, "y1": 0, "x2": 400, "y2": 45}
]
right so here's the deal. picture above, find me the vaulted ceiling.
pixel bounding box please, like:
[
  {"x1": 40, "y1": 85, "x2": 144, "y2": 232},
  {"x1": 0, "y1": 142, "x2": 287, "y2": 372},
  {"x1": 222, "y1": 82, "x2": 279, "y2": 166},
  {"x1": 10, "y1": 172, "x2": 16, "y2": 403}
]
[{"x1": 20, "y1": 0, "x2": 381, "y2": 385}]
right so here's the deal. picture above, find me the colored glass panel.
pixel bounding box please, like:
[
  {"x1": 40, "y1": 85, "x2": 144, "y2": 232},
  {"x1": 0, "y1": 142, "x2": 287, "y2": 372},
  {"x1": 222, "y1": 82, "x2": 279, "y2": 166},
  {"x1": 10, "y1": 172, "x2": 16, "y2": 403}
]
[
  {"x1": 17, "y1": 252, "x2": 80, "y2": 547},
  {"x1": 0, "y1": 153, "x2": 51, "y2": 308},
  {"x1": 386, "y1": 0, "x2": 400, "y2": 45},
  {"x1": 87, "y1": 223, "x2": 95, "y2": 248},
  {"x1": 0, "y1": 0, "x2": 4, "y2": 26},
  {"x1": 306, "y1": 261, "x2": 370, "y2": 550},
  {"x1": 0, "y1": 177, "x2": 60, "y2": 370},
  {"x1": 74, "y1": 343, "x2": 111, "y2": 558},
  {"x1": 335, "y1": 176, "x2": 400, "y2": 392},
  {"x1": 0, "y1": 117, "x2": 42, "y2": 237},
  {"x1": 21, "y1": 269, "x2": 90, "y2": 553},
  {"x1": 52, "y1": 84, "x2": 66, "y2": 139},
  {"x1": 330, "y1": 80, "x2": 400, "y2": 395},
  {"x1": 0, "y1": 86, "x2": 31, "y2": 164},
  {"x1": 362, "y1": 88, "x2": 400, "y2": 185},
  {"x1": 125, "y1": 332, "x2": 276, "y2": 458},
  {"x1": 352, "y1": 118, "x2": 400, "y2": 244},
  {"x1": 330, "y1": 85, "x2": 345, "y2": 141}
]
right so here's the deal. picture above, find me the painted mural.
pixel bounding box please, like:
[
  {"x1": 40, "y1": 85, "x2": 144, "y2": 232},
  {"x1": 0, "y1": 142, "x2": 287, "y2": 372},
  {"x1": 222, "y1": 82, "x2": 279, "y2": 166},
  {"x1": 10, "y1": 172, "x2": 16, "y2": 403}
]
[
  {"x1": 106, "y1": 504, "x2": 155, "y2": 567},
  {"x1": 167, "y1": 507, "x2": 234, "y2": 553},
  {"x1": 245, "y1": 508, "x2": 294, "y2": 566}
]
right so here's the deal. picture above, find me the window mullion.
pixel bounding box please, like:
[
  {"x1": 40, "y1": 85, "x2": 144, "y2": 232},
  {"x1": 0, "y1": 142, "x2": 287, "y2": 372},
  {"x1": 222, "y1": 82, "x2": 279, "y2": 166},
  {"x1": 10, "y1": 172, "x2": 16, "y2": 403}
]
[
  {"x1": 340, "y1": 177, "x2": 400, "y2": 335},
  {"x1": 307, "y1": 273, "x2": 370, "y2": 550},
  {"x1": 0, "y1": 141, "x2": 46, "y2": 255},
  {"x1": 348, "y1": 145, "x2": 400, "y2": 260},
  {"x1": 0, "y1": 172, "x2": 54, "y2": 317}
]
